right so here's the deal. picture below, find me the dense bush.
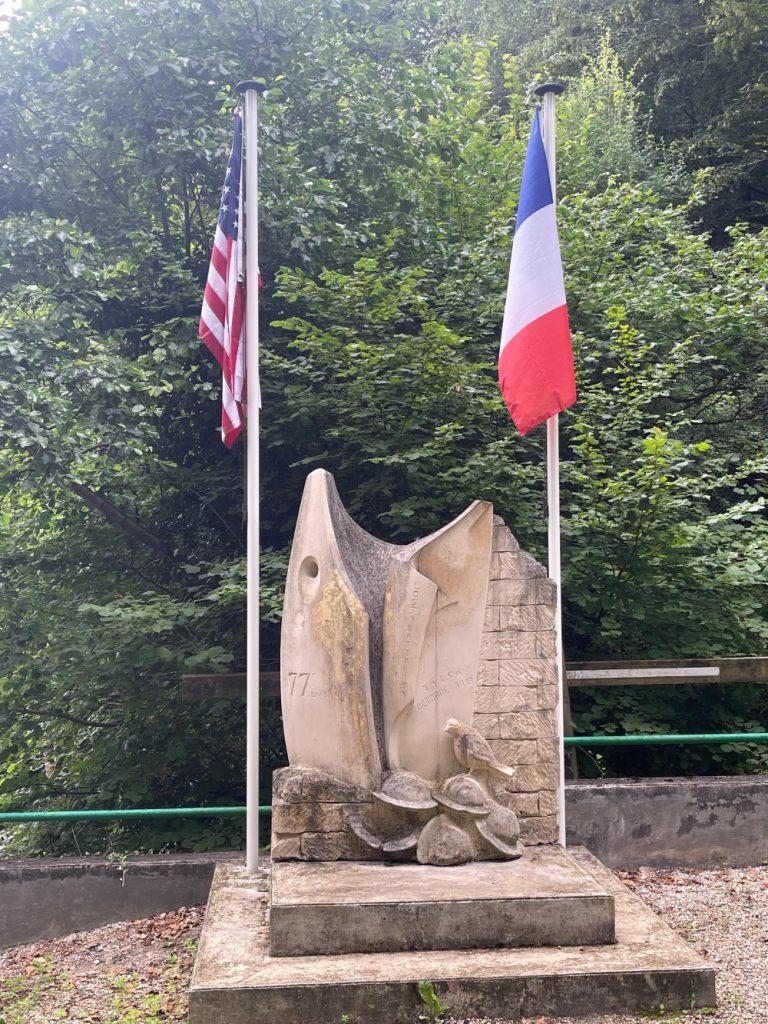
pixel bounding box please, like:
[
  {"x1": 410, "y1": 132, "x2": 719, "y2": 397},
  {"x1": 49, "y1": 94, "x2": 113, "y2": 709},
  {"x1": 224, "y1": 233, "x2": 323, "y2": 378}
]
[{"x1": 0, "y1": 0, "x2": 765, "y2": 855}]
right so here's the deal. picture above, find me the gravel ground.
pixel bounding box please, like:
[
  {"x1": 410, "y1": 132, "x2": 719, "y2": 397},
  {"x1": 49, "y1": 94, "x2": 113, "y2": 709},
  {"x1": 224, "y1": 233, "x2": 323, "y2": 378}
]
[
  {"x1": 0, "y1": 864, "x2": 765, "y2": 1023},
  {"x1": 450, "y1": 864, "x2": 768, "y2": 1024},
  {"x1": 0, "y1": 906, "x2": 204, "y2": 1022}
]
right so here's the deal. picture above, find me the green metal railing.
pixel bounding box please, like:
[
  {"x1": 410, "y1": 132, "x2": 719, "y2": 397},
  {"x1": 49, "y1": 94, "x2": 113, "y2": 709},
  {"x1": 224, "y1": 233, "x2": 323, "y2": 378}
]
[
  {"x1": 2, "y1": 731, "x2": 768, "y2": 824},
  {"x1": 0, "y1": 806, "x2": 267, "y2": 824},
  {"x1": 564, "y1": 732, "x2": 768, "y2": 747}
]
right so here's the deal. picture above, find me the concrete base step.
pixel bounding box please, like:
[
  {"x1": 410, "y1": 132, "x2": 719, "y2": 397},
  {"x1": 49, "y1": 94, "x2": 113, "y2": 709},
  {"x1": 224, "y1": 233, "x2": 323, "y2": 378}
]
[
  {"x1": 270, "y1": 846, "x2": 615, "y2": 956},
  {"x1": 189, "y1": 847, "x2": 716, "y2": 1024}
]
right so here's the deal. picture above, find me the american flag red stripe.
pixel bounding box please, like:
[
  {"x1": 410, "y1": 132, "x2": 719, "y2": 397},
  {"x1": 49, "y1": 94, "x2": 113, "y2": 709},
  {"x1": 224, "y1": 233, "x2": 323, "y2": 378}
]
[{"x1": 199, "y1": 111, "x2": 246, "y2": 447}]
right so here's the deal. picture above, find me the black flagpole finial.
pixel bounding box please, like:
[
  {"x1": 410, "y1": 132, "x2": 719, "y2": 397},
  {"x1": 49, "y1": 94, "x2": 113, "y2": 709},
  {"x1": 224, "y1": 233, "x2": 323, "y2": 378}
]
[
  {"x1": 535, "y1": 82, "x2": 565, "y2": 98},
  {"x1": 236, "y1": 80, "x2": 268, "y2": 95}
]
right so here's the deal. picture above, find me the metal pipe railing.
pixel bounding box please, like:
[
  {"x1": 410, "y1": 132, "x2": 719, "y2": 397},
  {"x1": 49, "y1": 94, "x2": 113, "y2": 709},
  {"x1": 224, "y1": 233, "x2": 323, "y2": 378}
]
[
  {"x1": 2, "y1": 732, "x2": 767, "y2": 823},
  {"x1": 0, "y1": 806, "x2": 266, "y2": 823},
  {"x1": 564, "y1": 732, "x2": 768, "y2": 747}
]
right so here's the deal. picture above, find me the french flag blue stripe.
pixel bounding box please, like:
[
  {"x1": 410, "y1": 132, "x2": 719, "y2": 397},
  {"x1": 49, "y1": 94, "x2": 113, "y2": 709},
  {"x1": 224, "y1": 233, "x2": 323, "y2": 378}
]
[{"x1": 515, "y1": 110, "x2": 553, "y2": 231}]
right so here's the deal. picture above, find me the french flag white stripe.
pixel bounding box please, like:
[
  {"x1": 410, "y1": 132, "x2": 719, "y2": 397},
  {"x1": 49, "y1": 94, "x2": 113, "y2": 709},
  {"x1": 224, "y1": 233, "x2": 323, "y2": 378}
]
[{"x1": 499, "y1": 203, "x2": 566, "y2": 355}]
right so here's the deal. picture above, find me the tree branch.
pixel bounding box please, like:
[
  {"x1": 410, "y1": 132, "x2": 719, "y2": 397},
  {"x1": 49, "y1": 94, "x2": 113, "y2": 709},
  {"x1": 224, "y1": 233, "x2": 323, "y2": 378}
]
[
  {"x1": 6, "y1": 706, "x2": 119, "y2": 729},
  {"x1": 67, "y1": 479, "x2": 170, "y2": 558}
]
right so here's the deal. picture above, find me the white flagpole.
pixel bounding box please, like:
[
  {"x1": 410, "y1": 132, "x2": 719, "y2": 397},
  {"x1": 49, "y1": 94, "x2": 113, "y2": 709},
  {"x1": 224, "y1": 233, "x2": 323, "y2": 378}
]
[
  {"x1": 535, "y1": 82, "x2": 567, "y2": 848},
  {"x1": 238, "y1": 79, "x2": 266, "y2": 873}
]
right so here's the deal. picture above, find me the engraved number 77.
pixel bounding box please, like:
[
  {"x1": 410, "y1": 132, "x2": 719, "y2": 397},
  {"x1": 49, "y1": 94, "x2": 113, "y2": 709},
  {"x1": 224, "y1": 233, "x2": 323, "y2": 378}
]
[{"x1": 287, "y1": 672, "x2": 311, "y2": 696}]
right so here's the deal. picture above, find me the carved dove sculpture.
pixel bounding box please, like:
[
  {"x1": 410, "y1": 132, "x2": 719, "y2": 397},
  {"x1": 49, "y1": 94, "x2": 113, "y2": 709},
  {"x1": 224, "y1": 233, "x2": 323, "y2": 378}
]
[{"x1": 444, "y1": 717, "x2": 516, "y2": 780}]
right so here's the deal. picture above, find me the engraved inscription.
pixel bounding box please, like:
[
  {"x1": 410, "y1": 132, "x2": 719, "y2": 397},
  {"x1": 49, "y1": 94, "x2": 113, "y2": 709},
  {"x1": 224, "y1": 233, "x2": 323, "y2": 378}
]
[
  {"x1": 413, "y1": 665, "x2": 474, "y2": 711},
  {"x1": 414, "y1": 686, "x2": 449, "y2": 711},
  {"x1": 287, "y1": 671, "x2": 312, "y2": 696},
  {"x1": 400, "y1": 585, "x2": 421, "y2": 697}
]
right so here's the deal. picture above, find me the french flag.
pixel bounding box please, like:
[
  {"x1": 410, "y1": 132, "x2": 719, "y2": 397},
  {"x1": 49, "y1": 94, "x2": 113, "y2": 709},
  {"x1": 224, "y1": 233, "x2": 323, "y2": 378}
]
[{"x1": 499, "y1": 108, "x2": 576, "y2": 436}]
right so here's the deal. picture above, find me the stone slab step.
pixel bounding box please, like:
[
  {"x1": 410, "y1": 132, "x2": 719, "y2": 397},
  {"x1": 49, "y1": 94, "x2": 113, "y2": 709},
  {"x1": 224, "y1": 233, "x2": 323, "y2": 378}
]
[
  {"x1": 189, "y1": 848, "x2": 716, "y2": 1024},
  {"x1": 269, "y1": 846, "x2": 615, "y2": 956}
]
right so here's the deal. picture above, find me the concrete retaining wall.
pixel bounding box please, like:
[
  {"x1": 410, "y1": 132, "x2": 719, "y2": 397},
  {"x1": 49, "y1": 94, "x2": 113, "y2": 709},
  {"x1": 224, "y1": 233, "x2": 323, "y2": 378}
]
[
  {"x1": 566, "y1": 775, "x2": 768, "y2": 869},
  {"x1": 3, "y1": 776, "x2": 767, "y2": 947},
  {"x1": 0, "y1": 852, "x2": 239, "y2": 948}
]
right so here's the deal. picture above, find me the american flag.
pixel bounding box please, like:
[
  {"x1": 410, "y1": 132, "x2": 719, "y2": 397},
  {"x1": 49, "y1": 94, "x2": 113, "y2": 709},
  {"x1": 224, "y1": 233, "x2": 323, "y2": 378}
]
[{"x1": 199, "y1": 110, "x2": 246, "y2": 447}]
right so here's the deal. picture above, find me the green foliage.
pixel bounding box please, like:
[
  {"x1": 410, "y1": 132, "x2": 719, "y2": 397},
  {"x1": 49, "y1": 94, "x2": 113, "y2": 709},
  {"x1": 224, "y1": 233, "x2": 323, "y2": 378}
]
[
  {"x1": 455, "y1": 0, "x2": 768, "y2": 233},
  {"x1": 417, "y1": 980, "x2": 450, "y2": 1023},
  {"x1": 0, "y1": 0, "x2": 766, "y2": 856}
]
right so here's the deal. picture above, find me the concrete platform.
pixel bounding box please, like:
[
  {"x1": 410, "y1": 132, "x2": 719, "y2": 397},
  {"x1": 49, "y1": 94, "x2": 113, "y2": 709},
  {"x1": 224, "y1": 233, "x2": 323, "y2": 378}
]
[
  {"x1": 270, "y1": 846, "x2": 615, "y2": 955},
  {"x1": 189, "y1": 848, "x2": 716, "y2": 1024}
]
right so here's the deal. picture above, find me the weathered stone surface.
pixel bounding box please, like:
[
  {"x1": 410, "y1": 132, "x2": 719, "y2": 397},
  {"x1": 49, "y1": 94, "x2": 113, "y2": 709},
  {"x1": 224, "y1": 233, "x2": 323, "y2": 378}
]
[
  {"x1": 538, "y1": 790, "x2": 560, "y2": 816},
  {"x1": 272, "y1": 767, "x2": 303, "y2": 803},
  {"x1": 488, "y1": 739, "x2": 539, "y2": 765},
  {"x1": 475, "y1": 803, "x2": 522, "y2": 856},
  {"x1": 383, "y1": 502, "x2": 493, "y2": 782},
  {"x1": 416, "y1": 815, "x2": 476, "y2": 866},
  {"x1": 492, "y1": 518, "x2": 520, "y2": 552},
  {"x1": 190, "y1": 852, "x2": 716, "y2": 1024},
  {"x1": 490, "y1": 551, "x2": 547, "y2": 580},
  {"x1": 504, "y1": 792, "x2": 541, "y2": 817},
  {"x1": 271, "y1": 835, "x2": 302, "y2": 860},
  {"x1": 499, "y1": 659, "x2": 557, "y2": 687},
  {"x1": 477, "y1": 660, "x2": 499, "y2": 687},
  {"x1": 373, "y1": 770, "x2": 436, "y2": 812},
  {"x1": 512, "y1": 765, "x2": 560, "y2": 793},
  {"x1": 480, "y1": 630, "x2": 539, "y2": 662},
  {"x1": 535, "y1": 633, "x2": 557, "y2": 659},
  {"x1": 566, "y1": 776, "x2": 768, "y2": 869},
  {"x1": 269, "y1": 848, "x2": 615, "y2": 956},
  {"x1": 467, "y1": 513, "x2": 561, "y2": 850},
  {"x1": 475, "y1": 686, "x2": 533, "y2": 714},
  {"x1": 483, "y1": 606, "x2": 500, "y2": 631},
  {"x1": 281, "y1": 470, "x2": 384, "y2": 791},
  {"x1": 273, "y1": 766, "x2": 370, "y2": 804},
  {"x1": 519, "y1": 815, "x2": 559, "y2": 845},
  {"x1": 537, "y1": 738, "x2": 560, "y2": 764},
  {"x1": 498, "y1": 605, "x2": 556, "y2": 631},
  {"x1": 499, "y1": 711, "x2": 555, "y2": 741},
  {"x1": 299, "y1": 831, "x2": 377, "y2": 862},
  {"x1": 271, "y1": 801, "x2": 347, "y2": 835},
  {"x1": 487, "y1": 578, "x2": 557, "y2": 606},
  {"x1": 298, "y1": 767, "x2": 371, "y2": 803},
  {"x1": 473, "y1": 714, "x2": 500, "y2": 739},
  {"x1": 533, "y1": 685, "x2": 558, "y2": 711},
  {"x1": 279, "y1": 491, "x2": 562, "y2": 864},
  {"x1": 475, "y1": 685, "x2": 555, "y2": 715}
]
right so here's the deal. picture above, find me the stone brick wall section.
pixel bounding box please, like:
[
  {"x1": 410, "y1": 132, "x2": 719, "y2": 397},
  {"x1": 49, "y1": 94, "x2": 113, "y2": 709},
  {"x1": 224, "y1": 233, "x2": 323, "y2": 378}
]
[
  {"x1": 271, "y1": 768, "x2": 377, "y2": 861},
  {"x1": 474, "y1": 515, "x2": 559, "y2": 845}
]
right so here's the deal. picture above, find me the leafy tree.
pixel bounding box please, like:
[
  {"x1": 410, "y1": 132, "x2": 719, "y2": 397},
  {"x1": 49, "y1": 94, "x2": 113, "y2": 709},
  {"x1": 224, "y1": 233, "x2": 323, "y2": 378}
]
[{"x1": 0, "y1": 1, "x2": 765, "y2": 855}]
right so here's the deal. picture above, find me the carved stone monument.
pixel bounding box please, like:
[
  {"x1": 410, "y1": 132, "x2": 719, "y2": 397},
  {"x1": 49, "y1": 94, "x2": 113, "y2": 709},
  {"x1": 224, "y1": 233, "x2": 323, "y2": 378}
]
[
  {"x1": 190, "y1": 468, "x2": 716, "y2": 1022},
  {"x1": 273, "y1": 468, "x2": 560, "y2": 865}
]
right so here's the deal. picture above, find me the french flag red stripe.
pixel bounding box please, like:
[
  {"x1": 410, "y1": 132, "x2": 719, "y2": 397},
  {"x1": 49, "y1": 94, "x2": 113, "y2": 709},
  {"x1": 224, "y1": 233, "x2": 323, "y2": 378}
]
[
  {"x1": 499, "y1": 109, "x2": 576, "y2": 435},
  {"x1": 499, "y1": 304, "x2": 574, "y2": 436}
]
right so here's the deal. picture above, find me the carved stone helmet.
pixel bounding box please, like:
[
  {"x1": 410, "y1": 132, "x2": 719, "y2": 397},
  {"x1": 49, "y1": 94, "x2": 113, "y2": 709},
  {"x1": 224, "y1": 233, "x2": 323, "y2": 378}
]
[
  {"x1": 372, "y1": 770, "x2": 437, "y2": 812},
  {"x1": 434, "y1": 774, "x2": 493, "y2": 817},
  {"x1": 476, "y1": 803, "x2": 522, "y2": 857}
]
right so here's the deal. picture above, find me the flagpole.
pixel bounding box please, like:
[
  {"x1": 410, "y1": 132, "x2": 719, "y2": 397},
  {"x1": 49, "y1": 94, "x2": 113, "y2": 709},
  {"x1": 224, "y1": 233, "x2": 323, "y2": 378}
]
[
  {"x1": 237, "y1": 79, "x2": 266, "y2": 873},
  {"x1": 535, "y1": 81, "x2": 567, "y2": 848}
]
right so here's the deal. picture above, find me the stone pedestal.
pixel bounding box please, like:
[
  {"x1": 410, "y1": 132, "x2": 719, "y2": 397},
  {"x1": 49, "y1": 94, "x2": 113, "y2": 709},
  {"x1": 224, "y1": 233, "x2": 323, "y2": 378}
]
[
  {"x1": 269, "y1": 846, "x2": 615, "y2": 956},
  {"x1": 188, "y1": 849, "x2": 716, "y2": 1024}
]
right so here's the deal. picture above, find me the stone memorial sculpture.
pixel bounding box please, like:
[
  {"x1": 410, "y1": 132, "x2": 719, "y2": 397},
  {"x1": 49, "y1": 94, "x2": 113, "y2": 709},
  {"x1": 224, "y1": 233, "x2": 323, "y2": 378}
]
[{"x1": 274, "y1": 468, "x2": 560, "y2": 865}]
